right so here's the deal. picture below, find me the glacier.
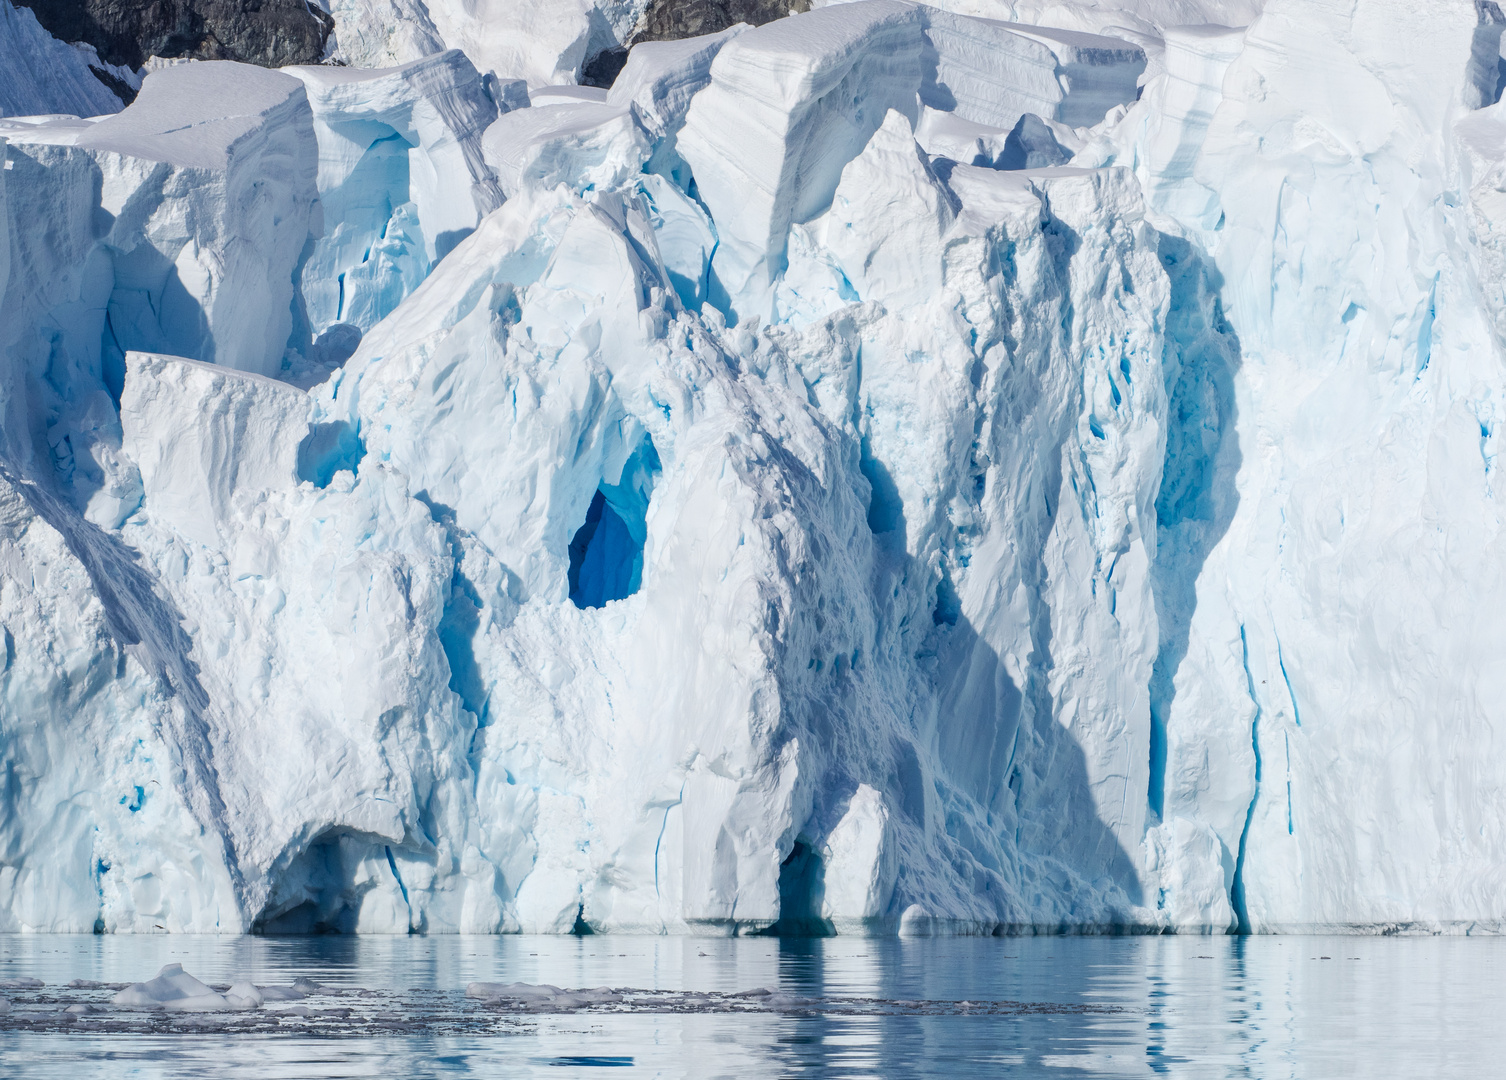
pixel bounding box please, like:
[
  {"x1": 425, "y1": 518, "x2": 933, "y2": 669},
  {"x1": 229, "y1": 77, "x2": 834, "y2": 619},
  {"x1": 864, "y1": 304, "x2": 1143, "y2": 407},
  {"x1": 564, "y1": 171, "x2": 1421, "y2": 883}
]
[{"x1": 0, "y1": 0, "x2": 1504, "y2": 937}]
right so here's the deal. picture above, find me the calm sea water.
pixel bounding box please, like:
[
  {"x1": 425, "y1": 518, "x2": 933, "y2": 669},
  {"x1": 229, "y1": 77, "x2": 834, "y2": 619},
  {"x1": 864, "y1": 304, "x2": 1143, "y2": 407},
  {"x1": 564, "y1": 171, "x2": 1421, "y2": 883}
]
[{"x1": 0, "y1": 932, "x2": 1498, "y2": 1078}]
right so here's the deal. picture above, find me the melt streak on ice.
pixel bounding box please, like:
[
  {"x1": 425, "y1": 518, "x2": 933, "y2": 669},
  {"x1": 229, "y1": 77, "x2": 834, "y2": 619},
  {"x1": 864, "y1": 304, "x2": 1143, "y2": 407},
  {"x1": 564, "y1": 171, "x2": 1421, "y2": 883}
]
[{"x1": 1, "y1": 0, "x2": 1504, "y2": 936}]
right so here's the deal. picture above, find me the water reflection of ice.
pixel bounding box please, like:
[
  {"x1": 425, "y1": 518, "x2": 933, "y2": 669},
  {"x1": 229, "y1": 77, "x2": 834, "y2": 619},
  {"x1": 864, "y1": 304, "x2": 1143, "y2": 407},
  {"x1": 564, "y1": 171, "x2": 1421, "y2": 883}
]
[{"x1": 0, "y1": 934, "x2": 1499, "y2": 1077}]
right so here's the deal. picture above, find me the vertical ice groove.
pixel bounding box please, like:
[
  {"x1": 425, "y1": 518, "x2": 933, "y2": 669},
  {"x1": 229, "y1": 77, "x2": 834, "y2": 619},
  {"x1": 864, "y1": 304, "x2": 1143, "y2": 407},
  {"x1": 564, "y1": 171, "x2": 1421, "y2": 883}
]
[
  {"x1": 652, "y1": 781, "x2": 685, "y2": 902},
  {"x1": 1145, "y1": 234, "x2": 1243, "y2": 823},
  {"x1": 1275, "y1": 637, "x2": 1301, "y2": 727},
  {"x1": 1416, "y1": 274, "x2": 1439, "y2": 378},
  {"x1": 1230, "y1": 624, "x2": 1262, "y2": 934},
  {"x1": 1284, "y1": 733, "x2": 1293, "y2": 836},
  {"x1": 384, "y1": 845, "x2": 411, "y2": 909}
]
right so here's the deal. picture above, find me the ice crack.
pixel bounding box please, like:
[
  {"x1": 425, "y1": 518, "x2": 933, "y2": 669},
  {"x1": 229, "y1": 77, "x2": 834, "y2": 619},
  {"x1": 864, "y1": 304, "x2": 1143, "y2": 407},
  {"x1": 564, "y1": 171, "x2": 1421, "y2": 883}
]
[{"x1": 1230, "y1": 624, "x2": 1262, "y2": 934}]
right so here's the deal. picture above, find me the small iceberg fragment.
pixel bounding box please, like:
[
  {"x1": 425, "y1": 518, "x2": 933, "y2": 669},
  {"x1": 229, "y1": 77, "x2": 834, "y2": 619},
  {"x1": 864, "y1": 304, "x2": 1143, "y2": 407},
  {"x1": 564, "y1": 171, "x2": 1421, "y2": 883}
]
[
  {"x1": 0, "y1": 997, "x2": 10, "y2": 1013},
  {"x1": 0, "y1": 977, "x2": 42, "y2": 989},
  {"x1": 112, "y1": 963, "x2": 243, "y2": 1012},
  {"x1": 467, "y1": 981, "x2": 558, "y2": 1002},
  {"x1": 465, "y1": 982, "x2": 623, "y2": 1009},
  {"x1": 223, "y1": 979, "x2": 264, "y2": 1009}
]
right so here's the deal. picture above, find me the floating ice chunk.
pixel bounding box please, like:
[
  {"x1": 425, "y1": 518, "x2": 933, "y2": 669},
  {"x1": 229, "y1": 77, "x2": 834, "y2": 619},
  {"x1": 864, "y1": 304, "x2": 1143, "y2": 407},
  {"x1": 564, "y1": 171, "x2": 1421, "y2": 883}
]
[
  {"x1": 466, "y1": 982, "x2": 623, "y2": 1008},
  {"x1": 760, "y1": 990, "x2": 811, "y2": 1010},
  {"x1": 466, "y1": 981, "x2": 562, "y2": 1001},
  {"x1": 0, "y1": 977, "x2": 43, "y2": 989},
  {"x1": 481, "y1": 101, "x2": 649, "y2": 198},
  {"x1": 257, "y1": 984, "x2": 309, "y2": 1002},
  {"x1": 112, "y1": 964, "x2": 235, "y2": 1012},
  {"x1": 223, "y1": 979, "x2": 265, "y2": 1009},
  {"x1": 466, "y1": 981, "x2": 562, "y2": 1005}
]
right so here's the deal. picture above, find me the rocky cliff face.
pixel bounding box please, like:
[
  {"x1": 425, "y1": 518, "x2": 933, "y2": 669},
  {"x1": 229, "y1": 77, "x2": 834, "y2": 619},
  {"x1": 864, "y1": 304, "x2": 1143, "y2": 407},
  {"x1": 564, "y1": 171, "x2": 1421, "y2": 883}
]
[
  {"x1": 10, "y1": 0, "x2": 332, "y2": 71},
  {"x1": 580, "y1": 0, "x2": 809, "y2": 86},
  {"x1": 634, "y1": 0, "x2": 808, "y2": 42}
]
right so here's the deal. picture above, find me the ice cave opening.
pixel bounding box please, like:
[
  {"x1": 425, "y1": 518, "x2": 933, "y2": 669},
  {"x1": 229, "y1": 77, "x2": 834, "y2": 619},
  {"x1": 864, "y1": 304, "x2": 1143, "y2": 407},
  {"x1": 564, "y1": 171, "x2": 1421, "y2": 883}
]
[
  {"x1": 567, "y1": 436, "x2": 660, "y2": 609},
  {"x1": 297, "y1": 421, "x2": 366, "y2": 488},
  {"x1": 763, "y1": 840, "x2": 834, "y2": 937}
]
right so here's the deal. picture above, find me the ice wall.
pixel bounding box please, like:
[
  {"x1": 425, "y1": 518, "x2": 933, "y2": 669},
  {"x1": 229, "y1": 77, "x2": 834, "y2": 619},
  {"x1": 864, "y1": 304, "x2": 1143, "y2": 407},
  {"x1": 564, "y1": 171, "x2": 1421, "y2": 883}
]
[
  {"x1": 2, "y1": 0, "x2": 1505, "y2": 936},
  {"x1": 1093, "y1": 0, "x2": 1506, "y2": 932}
]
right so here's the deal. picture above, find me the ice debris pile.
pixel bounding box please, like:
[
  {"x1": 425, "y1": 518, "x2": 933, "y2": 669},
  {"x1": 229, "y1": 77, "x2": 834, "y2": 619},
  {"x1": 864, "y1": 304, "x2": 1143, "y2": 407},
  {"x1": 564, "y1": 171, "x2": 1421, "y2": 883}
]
[{"x1": 2, "y1": 0, "x2": 1506, "y2": 937}]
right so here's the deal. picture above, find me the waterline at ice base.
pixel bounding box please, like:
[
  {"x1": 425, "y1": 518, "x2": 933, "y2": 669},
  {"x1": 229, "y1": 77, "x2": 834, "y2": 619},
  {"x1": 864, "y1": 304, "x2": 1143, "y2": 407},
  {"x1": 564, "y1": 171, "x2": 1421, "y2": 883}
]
[{"x1": 2, "y1": 0, "x2": 1505, "y2": 941}]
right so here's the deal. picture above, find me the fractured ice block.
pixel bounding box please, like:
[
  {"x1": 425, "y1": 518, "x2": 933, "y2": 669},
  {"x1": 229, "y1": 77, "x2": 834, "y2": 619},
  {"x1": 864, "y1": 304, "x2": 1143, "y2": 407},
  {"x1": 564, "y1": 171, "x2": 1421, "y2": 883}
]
[
  {"x1": 1, "y1": 61, "x2": 319, "y2": 381},
  {"x1": 285, "y1": 49, "x2": 503, "y2": 335}
]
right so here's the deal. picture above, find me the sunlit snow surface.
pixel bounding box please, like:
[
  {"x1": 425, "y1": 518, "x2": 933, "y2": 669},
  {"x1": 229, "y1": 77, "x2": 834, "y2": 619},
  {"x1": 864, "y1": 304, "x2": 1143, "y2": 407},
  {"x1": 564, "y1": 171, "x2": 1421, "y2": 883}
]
[{"x1": 0, "y1": 935, "x2": 1500, "y2": 1077}]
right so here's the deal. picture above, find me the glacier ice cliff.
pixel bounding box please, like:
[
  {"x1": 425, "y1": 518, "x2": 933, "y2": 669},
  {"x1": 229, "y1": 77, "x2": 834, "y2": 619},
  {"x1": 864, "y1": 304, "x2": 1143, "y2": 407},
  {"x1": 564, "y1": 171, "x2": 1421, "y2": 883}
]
[{"x1": 1, "y1": 0, "x2": 1505, "y2": 936}]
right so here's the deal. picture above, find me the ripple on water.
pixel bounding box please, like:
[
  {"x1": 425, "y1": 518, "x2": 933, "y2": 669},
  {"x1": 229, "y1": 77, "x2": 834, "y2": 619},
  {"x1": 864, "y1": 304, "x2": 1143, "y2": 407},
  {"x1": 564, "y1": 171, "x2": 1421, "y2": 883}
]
[{"x1": 0, "y1": 934, "x2": 1498, "y2": 1078}]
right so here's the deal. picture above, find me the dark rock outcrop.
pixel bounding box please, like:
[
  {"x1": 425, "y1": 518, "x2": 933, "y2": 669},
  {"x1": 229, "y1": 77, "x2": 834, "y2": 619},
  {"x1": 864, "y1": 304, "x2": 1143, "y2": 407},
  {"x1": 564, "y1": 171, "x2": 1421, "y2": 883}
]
[
  {"x1": 633, "y1": 0, "x2": 808, "y2": 42},
  {"x1": 580, "y1": 0, "x2": 808, "y2": 87},
  {"x1": 10, "y1": 0, "x2": 333, "y2": 71}
]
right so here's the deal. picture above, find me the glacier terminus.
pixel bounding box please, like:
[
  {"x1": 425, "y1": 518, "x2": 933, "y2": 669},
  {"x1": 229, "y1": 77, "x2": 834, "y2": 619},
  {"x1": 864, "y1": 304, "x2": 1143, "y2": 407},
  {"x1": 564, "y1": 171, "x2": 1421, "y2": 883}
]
[{"x1": 0, "y1": 0, "x2": 1504, "y2": 940}]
